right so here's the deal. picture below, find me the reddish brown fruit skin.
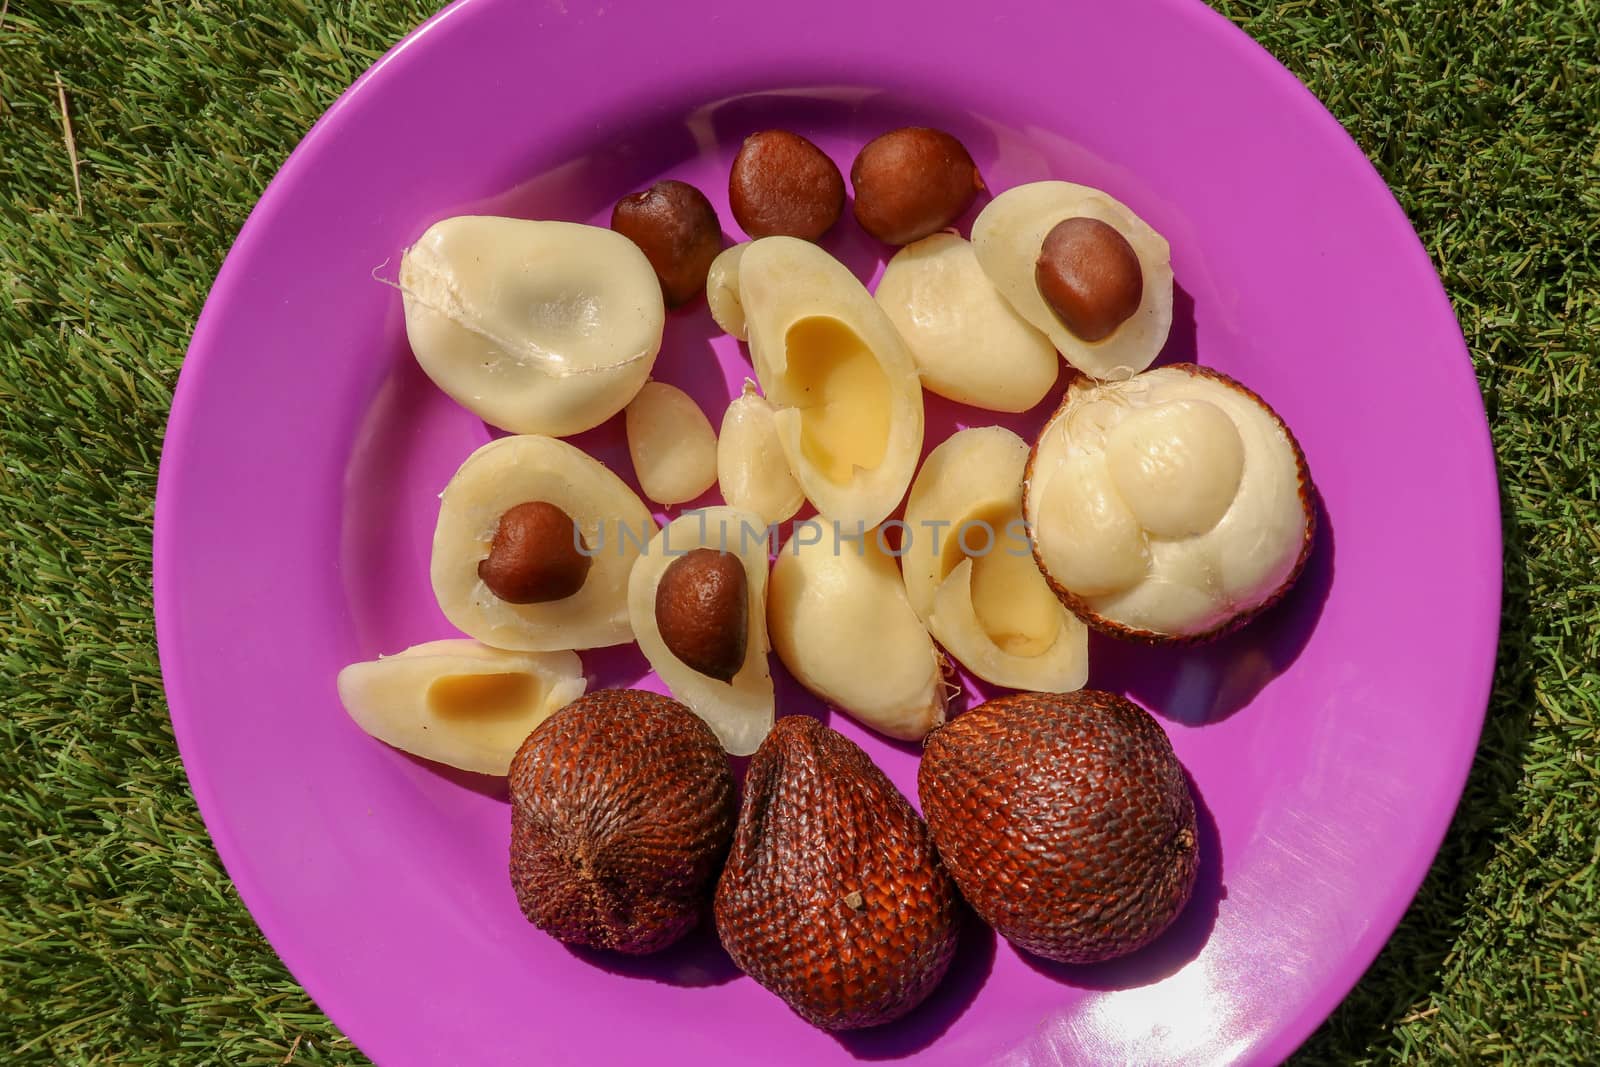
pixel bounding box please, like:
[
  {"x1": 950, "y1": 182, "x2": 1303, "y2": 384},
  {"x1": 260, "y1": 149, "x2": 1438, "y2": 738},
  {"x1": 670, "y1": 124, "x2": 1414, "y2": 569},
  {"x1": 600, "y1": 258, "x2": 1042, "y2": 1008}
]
[
  {"x1": 1023, "y1": 363, "x2": 1317, "y2": 645},
  {"x1": 850, "y1": 127, "x2": 983, "y2": 245},
  {"x1": 715, "y1": 716, "x2": 961, "y2": 1030},
  {"x1": 919, "y1": 690, "x2": 1198, "y2": 964},
  {"x1": 510, "y1": 690, "x2": 735, "y2": 955}
]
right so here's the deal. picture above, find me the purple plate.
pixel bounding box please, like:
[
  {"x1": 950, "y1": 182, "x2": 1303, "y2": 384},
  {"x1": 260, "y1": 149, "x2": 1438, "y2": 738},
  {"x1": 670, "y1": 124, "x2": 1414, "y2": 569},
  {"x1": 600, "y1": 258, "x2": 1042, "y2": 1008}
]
[{"x1": 153, "y1": 0, "x2": 1500, "y2": 1063}]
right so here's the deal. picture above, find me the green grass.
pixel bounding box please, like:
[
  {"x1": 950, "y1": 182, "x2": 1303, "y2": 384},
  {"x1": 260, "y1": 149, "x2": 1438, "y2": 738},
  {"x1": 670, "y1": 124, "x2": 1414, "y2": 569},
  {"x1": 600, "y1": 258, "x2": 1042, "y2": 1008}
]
[{"x1": 1, "y1": 0, "x2": 1595, "y2": 1062}]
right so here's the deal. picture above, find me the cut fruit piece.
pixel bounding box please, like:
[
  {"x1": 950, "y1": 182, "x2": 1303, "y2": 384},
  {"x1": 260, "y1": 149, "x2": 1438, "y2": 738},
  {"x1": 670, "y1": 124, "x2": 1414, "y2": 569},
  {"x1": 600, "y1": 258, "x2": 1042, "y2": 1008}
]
[
  {"x1": 874, "y1": 234, "x2": 1059, "y2": 413},
  {"x1": 902, "y1": 427, "x2": 1088, "y2": 691},
  {"x1": 337, "y1": 639, "x2": 586, "y2": 775},
  {"x1": 625, "y1": 381, "x2": 718, "y2": 505},
  {"x1": 972, "y1": 182, "x2": 1173, "y2": 380},
  {"x1": 768, "y1": 524, "x2": 946, "y2": 741},
  {"x1": 399, "y1": 216, "x2": 663, "y2": 437},
  {"x1": 432, "y1": 435, "x2": 656, "y2": 650},
  {"x1": 740, "y1": 237, "x2": 924, "y2": 528},
  {"x1": 706, "y1": 243, "x2": 749, "y2": 340},
  {"x1": 628, "y1": 507, "x2": 775, "y2": 755},
  {"x1": 716, "y1": 381, "x2": 804, "y2": 526},
  {"x1": 1025, "y1": 364, "x2": 1315, "y2": 642}
]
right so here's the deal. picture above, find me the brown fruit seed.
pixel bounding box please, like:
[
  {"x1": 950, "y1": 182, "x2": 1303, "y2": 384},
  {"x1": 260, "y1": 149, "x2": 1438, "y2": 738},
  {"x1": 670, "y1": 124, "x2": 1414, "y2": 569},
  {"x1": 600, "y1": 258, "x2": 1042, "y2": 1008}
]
[
  {"x1": 510, "y1": 689, "x2": 736, "y2": 954},
  {"x1": 728, "y1": 130, "x2": 845, "y2": 240},
  {"x1": 715, "y1": 716, "x2": 960, "y2": 1029},
  {"x1": 477, "y1": 501, "x2": 591, "y2": 604},
  {"x1": 655, "y1": 548, "x2": 748, "y2": 683},
  {"x1": 850, "y1": 127, "x2": 983, "y2": 246},
  {"x1": 611, "y1": 180, "x2": 723, "y2": 307},
  {"x1": 919, "y1": 690, "x2": 1198, "y2": 964},
  {"x1": 1034, "y1": 216, "x2": 1144, "y2": 342}
]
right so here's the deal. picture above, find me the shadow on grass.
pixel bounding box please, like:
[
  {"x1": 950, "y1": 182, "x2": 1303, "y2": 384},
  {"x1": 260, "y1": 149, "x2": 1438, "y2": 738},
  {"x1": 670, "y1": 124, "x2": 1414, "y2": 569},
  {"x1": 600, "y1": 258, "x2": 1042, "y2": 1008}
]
[{"x1": 1289, "y1": 479, "x2": 1535, "y2": 1063}]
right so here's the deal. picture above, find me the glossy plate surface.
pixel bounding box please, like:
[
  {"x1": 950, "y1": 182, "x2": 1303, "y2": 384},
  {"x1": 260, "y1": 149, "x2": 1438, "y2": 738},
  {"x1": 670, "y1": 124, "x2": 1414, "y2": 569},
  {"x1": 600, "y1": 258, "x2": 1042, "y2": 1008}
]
[{"x1": 153, "y1": 0, "x2": 1500, "y2": 1062}]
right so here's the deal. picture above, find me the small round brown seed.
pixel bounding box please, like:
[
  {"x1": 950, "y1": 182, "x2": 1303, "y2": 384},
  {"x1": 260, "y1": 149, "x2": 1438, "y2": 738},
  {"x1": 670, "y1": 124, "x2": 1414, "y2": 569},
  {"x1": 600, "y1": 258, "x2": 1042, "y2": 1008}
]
[
  {"x1": 728, "y1": 130, "x2": 845, "y2": 241},
  {"x1": 850, "y1": 127, "x2": 983, "y2": 246},
  {"x1": 478, "y1": 501, "x2": 591, "y2": 604},
  {"x1": 1035, "y1": 217, "x2": 1144, "y2": 343},
  {"x1": 655, "y1": 548, "x2": 749, "y2": 683},
  {"x1": 611, "y1": 180, "x2": 723, "y2": 308}
]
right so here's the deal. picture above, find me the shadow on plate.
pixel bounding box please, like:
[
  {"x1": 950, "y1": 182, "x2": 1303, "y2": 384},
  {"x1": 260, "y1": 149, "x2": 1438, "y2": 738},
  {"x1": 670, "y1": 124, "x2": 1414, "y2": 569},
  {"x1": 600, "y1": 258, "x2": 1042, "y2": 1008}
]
[
  {"x1": 833, "y1": 911, "x2": 998, "y2": 1060},
  {"x1": 564, "y1": 913, "x2": 741, "y2": 988},
  {"x1": 1090, "y1": 493, "x2": 1336, "y2": 726},
  {"x1": 1020, "y1": 768, "x2": 1223, "y2": 990}
]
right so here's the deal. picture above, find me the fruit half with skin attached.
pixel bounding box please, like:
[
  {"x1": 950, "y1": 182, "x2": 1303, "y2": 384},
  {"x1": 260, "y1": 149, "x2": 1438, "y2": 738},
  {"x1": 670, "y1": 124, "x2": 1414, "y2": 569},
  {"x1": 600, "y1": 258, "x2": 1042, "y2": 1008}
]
[
  {"x1": 400, "y1": 216, "x2": 663, "y2": 436},
  {"x1": 715, "y1": 716, "x2": 960, "y2": 1029},
  {"x1": 901, "y1": 427, "x2": 1088, "y2": 692},
  {"x1": 919, "y1": 690, "x2": 1198, "y2": 964},
  {"x1": 740, "y1": 236, "x2": 925, "y2": 528},
  {"x1": 1024, "y1": 364, "x2": 1315, "y2": 642},
  {"x1": 337, "y1": 639, "x2": 586, "y2": 775},
  {"x1": 627, "y1": 507, "x2": 775, "y2": 756},
  {"x1": 768, "y1": 525, "x2": 947, "y2": 741},
  {"x1": 972, "y1": 182, "x2": 1172, "y2": 380},
  {"x1": 510, "y1": 689, "x2": 735, "y2": 954},
  {"x1": 432, "y1": 434, "x2": 655, "y2": 650}
]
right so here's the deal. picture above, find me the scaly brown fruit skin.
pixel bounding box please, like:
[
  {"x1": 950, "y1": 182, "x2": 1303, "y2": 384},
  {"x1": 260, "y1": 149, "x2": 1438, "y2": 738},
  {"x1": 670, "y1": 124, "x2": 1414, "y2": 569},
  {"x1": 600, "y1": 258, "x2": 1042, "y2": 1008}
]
[
  {"x1": 1023, "y1": 363, "x2": 1317, "y2": 645},
  {"x1": 715, "y1": 716, "x2": 960, "y2": 1030},
  {"x1": 919, "y1": 690, "x2": 1198, "y2": 964},
  {"x1": 509, "y1": 689, "x2": 735, "y2": 955}
]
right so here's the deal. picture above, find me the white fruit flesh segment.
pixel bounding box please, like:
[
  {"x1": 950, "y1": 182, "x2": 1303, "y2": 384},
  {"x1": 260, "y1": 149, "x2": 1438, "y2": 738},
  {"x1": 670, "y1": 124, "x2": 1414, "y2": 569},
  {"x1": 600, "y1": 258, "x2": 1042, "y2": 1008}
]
[
  {"x1": 625, "y1": 382, "x2": 718, "y2": 505},
  {"x1": 1027, "y1": 367, "x2": 1307, "y2": 635},
  {"x1": 1029, "y1": 445, "x2": 1151, "y2": 597},
  {"x1": 971, "y1": 182, "x2": 1173, "y2": 380},
  {"x1": 706, "y1": 243, "x2": 748, "y2": 340},
  {"x1": 874, "y1": 234, "x2": 1059, "y2": 413},
  {"x1": 400, "y1": 216, "x2": 663, "y2": 436},
  {"x1": 769, "y1": 528, "x2": 944, "y2": 741},
  {"x1": 626, "y1": 507, "x2": 774, "y2": 756},
  {"x1": 717, "y1": 382, "x2": 804, "y2": 525},
  {"x1": 740, "y1": 237, "x2": 924, "y2": 528},
  {"x1": 1105, "y1": 398, "x2": 1244, "y2": 538},
  {"x1": 431, "y1": 434, "x2": 655, "y2": 650},
  {"x1": 901, "y1": 427, "x2": 1087, "y2": 691},
  {"x1": 337, "y1": 639, "x2": 586, "y2": 776}
]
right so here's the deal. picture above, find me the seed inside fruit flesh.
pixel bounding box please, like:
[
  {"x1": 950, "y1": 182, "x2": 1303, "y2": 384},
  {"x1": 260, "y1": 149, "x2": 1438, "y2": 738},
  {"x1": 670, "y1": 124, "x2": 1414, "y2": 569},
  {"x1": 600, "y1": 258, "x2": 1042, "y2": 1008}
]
[
  {"x1": 850, "y1": 127, "x2": 983, "y2": 246},
  {"x1": 627, "y1": 507, "x2": 774, "y2": 755},
  {"x1": 476, "y1": 501, "x2": 591, "y2": 604},
  {"x1": 1025, "y1": 364, "x2": 1314, "y2": 641},
  {"x1": 715, "y1": 716, "x2": 961, "y2": 1029},
  {"x1": 655, "y1": 548, "x2": 748, "y2": 683},
  {"x1": 337, "y1": 639, "x2": 586, "y2": 775},
  {"x1": 432, "y1": 434, "x2": 655, "y2": 650},
  {"x1": 972, "y1": 182, "x2": 1173, "y2": 380},
  {"x1": 399, "y1": 216, "x2": 663, "y2": 436},
  {"x1": 740, "y1": 236, "x2": 925, "y2": 528},
  {"x1": 919, "y1": 690, "x2": 1198, "y2": 964},
  {"x1": 511, "y1": 690, "x2": 735, "y2": 955},
  {"x1": 1035, "y1": 216, "x2": 1144, "y2": 343},
  {"x1": 901, "y1": 427, "x2": 1088, "y2": 692},
  {"x1": 717, "y1": 381, "x2": 804, "y2": 526},
  {"x1": 768, "y1": 525, "x2": 946, "y2": 741},
  {"x1": 874, "y1": 233, "x2": 1059, "y2": 413},
  {"x1": 625, "y1": 381, "x2": 718, "y2": 506}
]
